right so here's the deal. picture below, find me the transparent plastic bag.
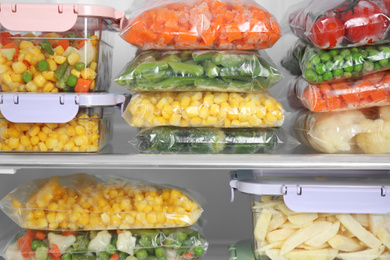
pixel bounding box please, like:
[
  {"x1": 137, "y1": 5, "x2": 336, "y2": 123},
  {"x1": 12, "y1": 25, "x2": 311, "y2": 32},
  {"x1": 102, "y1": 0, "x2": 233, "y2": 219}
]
[
  {"x1": 289, "y1": 0, "x2": 390, "y2": 49},
  {"x1": 295, "y1": 72, "x2": 390, "y2": 112},
  {"x1": 294, "y1": 106, "x2": 390, "y2": 154},
  {"x1": 280, "y1": 39, "x2": 305, "y2": 76},
  {"x1": 115, "y1": 50, "x2": 282, "y2": 92},
  {"x1": 123, "y1": 91, "x2": 285, "y2": 128},
  {"x1": 252, "y1": 195, "x2": 390, "y2": 260},
  {"x1": 120, "y1": 0, "x2": 281, "y2": 50},
  {"x1": 0, "y1": 173, "x2": 203, "y2": 231},
  {"x1": 132, "y1": 127, "x2": 294, "y2": 154},
  {"x1": 301, "y1": 42, "x2": 390, "y2": 84},
  {"x1": 2, "y1": 227, "x2": 208, "y2": 260}
]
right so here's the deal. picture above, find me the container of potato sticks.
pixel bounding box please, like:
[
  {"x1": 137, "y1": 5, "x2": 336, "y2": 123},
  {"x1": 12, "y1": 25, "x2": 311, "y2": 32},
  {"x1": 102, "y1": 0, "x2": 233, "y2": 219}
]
[{"x1": 230, "y1": 170, "x2": 390, "y2": 260}]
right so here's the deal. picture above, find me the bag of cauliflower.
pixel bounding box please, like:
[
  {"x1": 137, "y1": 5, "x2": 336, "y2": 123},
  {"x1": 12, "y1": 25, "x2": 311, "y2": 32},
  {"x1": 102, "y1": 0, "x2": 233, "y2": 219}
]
[
  {"x1": 2, "y1": 227, "x2": 208, "y2": 260},
  {"x1": 294, "y1": 106, "x2": 390, "y2": 154},
  {"x1": 0, "y1": 173, "x2": 203, "y2": 231}
]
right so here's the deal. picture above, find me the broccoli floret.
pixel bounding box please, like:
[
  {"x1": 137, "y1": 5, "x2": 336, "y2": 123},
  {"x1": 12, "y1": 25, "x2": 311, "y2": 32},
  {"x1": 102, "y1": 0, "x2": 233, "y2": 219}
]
[{"x1": 188, "y1": 128, "x2": 226, "y2": 154}]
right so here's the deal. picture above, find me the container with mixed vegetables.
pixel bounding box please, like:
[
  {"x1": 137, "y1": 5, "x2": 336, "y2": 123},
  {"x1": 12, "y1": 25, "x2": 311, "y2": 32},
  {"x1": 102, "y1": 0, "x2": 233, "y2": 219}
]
[
  {"x1": 0, "y1": 32, "x2": 99, "y2": 93},
  {"x1": 4, "y1": 228, "x2": 208, "y2": 260}
]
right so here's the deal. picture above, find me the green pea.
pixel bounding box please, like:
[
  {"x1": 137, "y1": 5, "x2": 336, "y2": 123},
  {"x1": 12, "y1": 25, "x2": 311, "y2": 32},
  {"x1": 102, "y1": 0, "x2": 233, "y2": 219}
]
[
  {"x1": 382, "y1": 47, "x2": 390, "y2": 58},
  {"x1": 374, "y1": 62, "x2": 382, "y2": 70},
  {"x1": 31, "y1": 240, "x2": 45, "y2": 251},
  {"x1": 333, "y1": 68, "x2": 344, "y2": 78},
  {"x1": 333, "y1": 55, "x2": 344, "y2": 66},
  {"x1": 177, "y1": 232, "x2": 188, "y2": 242},
  {"x1": 66, "y1": 75, "x2": 78, "y2": 87},
  {"x1": 325, "y1": 61, "x2": 334, "y2": 71},
  {"x1": 66, "y1": 33, "x2": 77, "y2": 39},
  {"x1": 155, "y1": 247, "x2": 165, "y2": 257},
  {"x1": 22, "y1": 72, "x2": 32, "y2": 83},
  {"x1": 350, "y1": 47, "x2": 359, "y2": 53},
  {"x1": 136, "y1": 249, "x2": 148, "y2": 260},
  {"x1": 365, "y1": 46, "x2": 376, "y2": 51},
  {"x1": 312, "y1": 55, "x2": 321, "y2": 66},
  {"x1": 37, "y1": 60, "x2": 49, "y2": 71},
  {"x1": 317, "y1": 75, "x2": 323, "y2": 83},
  {"x1": 304, "y1": 69, "x2": 317, "y2": 82},
  {"x1": 62, "y1": 253, "x2": 72, "y2": 260},
  {"x1": 323, "y1": 71, "x2": 333, "y2": 81},
  {"x1": 340, "y1": 49, "x2": 351, "y2": 57},
  {"x1": 363, "y1": 61, "x2": 374, "y2": 73},
  {"x1": 320, "y1": 53, "x2": 331, "y2": 62},
  {"x1": 194, "y1": 246, "x2": 204, "y2": 257},
  {"x1": 353, "y1": 53, "x2": 364, "y2": 64},
  {"x1": 74, "y1": 62, "x2": 85, "y2": 71},
  {"x1": 344, "y1": 72, "x2": 352, "y2": 78},
  {"x1": 106, "y1": 244, "x2": 116, "y2": 255},
  {"x1": 354, "y1": 64, "x2": 363, "y2": 72},
  {"x1": 329, "y1": 49, "x2": 339, "y2": 56},
  {"x1": 379, "y1": 58, "x2": 389, "y2": 67},
  {"x1": 315, "y1": 63, "x2": 326, "y2": 75},
  {"x1": 304, "y1": 61, "x2": 314, "y2": 70}
]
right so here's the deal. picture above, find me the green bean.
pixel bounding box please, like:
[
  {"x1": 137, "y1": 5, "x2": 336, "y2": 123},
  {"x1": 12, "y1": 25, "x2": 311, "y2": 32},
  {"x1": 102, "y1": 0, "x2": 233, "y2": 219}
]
[
  {"x1": 168, "y1": 62, "x2": 204, "y2": 76},
  {"x1": 135, "y1": 62, "x2": 169, "y2": 75},
  {"x1": 204, "y1": 60, "x2": 219, "y2": 78},
  {"x1": 39, "y1": 39, "x2": 54, "y2": 55}
]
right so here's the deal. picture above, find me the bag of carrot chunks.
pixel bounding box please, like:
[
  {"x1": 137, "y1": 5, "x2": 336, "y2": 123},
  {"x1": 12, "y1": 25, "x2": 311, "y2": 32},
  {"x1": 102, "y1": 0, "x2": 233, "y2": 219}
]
[
  {"x1": 120, "y1": 0, "x2": 281, "y2": 50},
  {"x1": 295, "y1": 71, "x2": 390, "y2": 112}
]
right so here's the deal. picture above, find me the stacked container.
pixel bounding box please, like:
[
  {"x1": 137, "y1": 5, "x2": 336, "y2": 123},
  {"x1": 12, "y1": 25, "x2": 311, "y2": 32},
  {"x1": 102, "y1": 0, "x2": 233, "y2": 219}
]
[
  {"x1": 285, "y1": 0, "x2": 390, "y2": 154},
  {"x1": 117, "y1": 0, "x2": 287, "y2": 155}
]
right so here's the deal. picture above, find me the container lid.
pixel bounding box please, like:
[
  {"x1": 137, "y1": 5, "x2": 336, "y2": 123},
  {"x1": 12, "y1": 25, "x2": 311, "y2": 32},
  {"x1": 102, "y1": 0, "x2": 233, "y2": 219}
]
[
  {"x1": 0, "y1": 3, "x2": 126, "y2": 32},
  {"x1": 229, "y1": 240, "x2": 255, "y2": 260},
  {"x1": 0, "y1": 93, "x2": 125, "y2": 123},
  {"x1": 230, "y1": 170, "x2": 390, "y2": 214}
]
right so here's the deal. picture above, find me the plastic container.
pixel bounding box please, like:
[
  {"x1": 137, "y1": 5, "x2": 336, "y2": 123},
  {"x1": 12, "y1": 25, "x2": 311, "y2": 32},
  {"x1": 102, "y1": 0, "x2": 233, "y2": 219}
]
[
  {"x1": 0, "y1": 3, "x2": 126, "y2": 93},
  {"x1": 0, "y1": 173, "x2": 203, "y2": 230},
  {"x1": 123, "y1": 91, "x2": 285, "y2": 128},
  {"x1": 0, "y1": 93, "x2": 124, "y2": 152},
  {"x1": 294, "y1": 106, "x2": 390, "y2": 154},
  {"x1": 2, "y1": 227, "x2": 208, "y2": 260},
  {"x1": 230, "y1": 171, "x2": 390, "y2": 260},
  {"x1": 115, "y1": 50, "x2": 282, "y2": 92}
]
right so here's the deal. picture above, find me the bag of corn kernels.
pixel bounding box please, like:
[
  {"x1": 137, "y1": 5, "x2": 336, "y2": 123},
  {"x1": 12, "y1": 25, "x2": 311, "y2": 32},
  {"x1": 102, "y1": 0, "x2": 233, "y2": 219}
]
[{"x1": 0, "y1": 173, "x2": 203, "y2": 231}]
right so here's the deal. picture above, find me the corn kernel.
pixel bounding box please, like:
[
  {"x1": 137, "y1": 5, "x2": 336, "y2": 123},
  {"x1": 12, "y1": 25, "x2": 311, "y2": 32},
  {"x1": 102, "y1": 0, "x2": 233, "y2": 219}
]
[
  {"x1": 67, "y1": 52, "x2": 81, "y2": 66},
  {"x1": 42, "y1": 71, "x2": 55, "y2": 81},
  {"x1": 54, "y1": 45, "x2": 65, "y2": 56},
  {"x1": 19, "y1": 41, "x2": 35, "y2": 49},
  {"x1": 81, "y1": 68, "x2": 97, "y2": 80},
  {"x1": 47, "y1": 59, "x2": 57, "y2": 71},
  {"x1": 10, "y1": 73, "x2": 23, "y2": 83},
  {"x1": 54, "y1": 55, "x2": 66, "y2": 64},
  {"x1": 71, "y1": 69, "x2": 81, "y2": 78},
  {"x1": 43, "y1": 82, "x2": 55, "y2": 92},
  {"x1": 12, "y1": 61, "x2": 27, "y2": 74},
  {"x1": 33, "y1": 74, "x2": 46, "y2": 88},
  {"x1": 90, "y1": 61, "x2": 97, "y2": 71}
]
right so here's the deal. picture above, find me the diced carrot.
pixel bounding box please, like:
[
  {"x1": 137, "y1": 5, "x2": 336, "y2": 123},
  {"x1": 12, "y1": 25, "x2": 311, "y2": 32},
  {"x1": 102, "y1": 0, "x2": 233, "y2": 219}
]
[
  {"x1": 198, "y1": 41, "x2": 209, "y2": 49},
  {"x1": 75, "y1": 40, "x2": 86, "y2": 50},
  {"x1": 110, "y1": 253, "x2": 119, "y2": 260},
  {"x1": 157, "y1": 9, "x2": 178, "y2": 23},
  {"x1": 325, "y1": 96, "x2": 342, "y2": 111},
  {"x1": 49, "y1": 254, "x2": 62, "y2": 260},
  {"x1": 62, "y1": 231, "x2": 77, "y2": 236},
  {"x1": 371, "y1": 89, "x2": 387, "y2": 102},
  {"x1": 75, "y1": 78, "x2": 92, "y2": 93},
  {"x1": 355, "y1": 80, "x2": 375, "y2": 99},
  {"x1": 22, "y1": 60, "x2": 30, "y2": 68},
  {"x1": 53, "y1": 39, "x2": 70, "y2": 50},
  {"x1": 35, "y1": 231, "x2": 46, "y2": 240},
  {"x1": 165, "y1": 20, "x2": 179, "y2": 31},
  {"x1": 149, "y1": 10, "x2": 157, "y2": 23},
  {"x1": 184, "y1": 252, "x2": 193, "y2": 258},
  {"x1": 268, "y1": 33, "x2": 281, "y2": 46},
  {"x1": 49, "y1": 244, "x2": 62, "y2": 258},
  {"x1": 125, "y1": 31, "x2": 143, "y2": 46},
  {"x1": 24, "y1": 230, "x2": 35, "y2": 244},
  {"x1": 139, "y1": 29, "x2": 158, "y2": 42},
  {"x1": 18, "y1": 237, "x2": 34, "y2": 258},
  {"x1": 319, "y1": 83, "x2": 332, "y2": 95},
  {"x1": 202, "y1": 27, "x2": 217, "y2": 46},
  {"x1": 255, "y1": 41, "x2": 270, "y2": 49},
  {"x1": 233, "y1": 4, "x2": 245, "y2": 12},
  {"x1": 312, "y1": 99, "x2": 327, "y2": 111},
  {"x1": 177, "y1": 31, "x2": 198, "y2": 43},
  {"x1": 224, "y1": 11, "x2": 235, "y2": 22},
  {"x1": 0, "y1": 32, "x2": 12, "y2": 45},
  {"x1": 160, "y1": 29, "x2": 175, "y2": 44},
  {"x1": 225, "y1": 23, "x2": 242, "y2": 42},
  {"x1": 217, "y1": 37, "x2": 234, "y2": 49},
  {"x1": 332, "y1": 82, "x2": 360, "y2": 105}
]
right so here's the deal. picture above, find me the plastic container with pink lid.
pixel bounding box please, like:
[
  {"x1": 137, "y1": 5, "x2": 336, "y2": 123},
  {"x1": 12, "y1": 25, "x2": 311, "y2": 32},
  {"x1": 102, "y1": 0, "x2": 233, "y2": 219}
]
[{"x1": 0, "y1": 3, "x2": 126, "y2": 93}]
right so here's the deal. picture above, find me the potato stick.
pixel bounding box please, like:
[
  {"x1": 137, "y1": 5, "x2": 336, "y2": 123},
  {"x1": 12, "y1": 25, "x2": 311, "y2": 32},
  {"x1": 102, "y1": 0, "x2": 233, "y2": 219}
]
[
  {"x1": 266, "y1": 228, "x2": 297, "y2": 244},
  {"x1": 254, "y1": 208, "x2": 272, "y2": 241},
  {"x1": 378, "y1": 227, "x2": 390, "y2": 250},
  {"x1": 369, "y1": 215, "x2": 386, "y2": 236},
  {"x1": 328, "y1": 234, "x2": 367, "y2": 252},
  {"x1": 288, "y1": 213, "x2": 318, "y2": 226},
  {"x1": 305, "y1": 221, "x2": 340, "y2": 247},
  {"x1": 336, "y1": 245, "x2": 385, "y2": 260}
]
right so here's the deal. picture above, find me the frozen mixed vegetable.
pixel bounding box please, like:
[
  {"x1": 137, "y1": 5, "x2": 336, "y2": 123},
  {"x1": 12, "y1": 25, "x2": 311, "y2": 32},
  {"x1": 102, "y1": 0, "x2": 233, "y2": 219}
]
[
  {"x1": 301, "y1": 43, "x2": 390, "y2": 83},
  {"x1": 295, "y1": 72, "x2": 390, "y2": 112},
  {"x1": 120, "y1": 0, "x2": 281, "y2": 50},
  {"x1": 0, "y1": 32, "x2": 99, "y2": 92},
  {"x1": 134, "y1": 127, "x2": 282, "y2": 154},
  {"x1": 253, "y1": 195, "x2": 390, "y2": 260},
  {"x1": 289, "y1": 0, "x2": 390, "y2": 49},
  {"x1": 4, "y1": 227, "x2": 208, "y2": 260},
  {"x1": 124, "y1": 91, "x2": 284, "y2": 128},
  {"x1": 0, "y1": 174, "x2": 202, "y2": 230},
  {"x1": 0, "y1": 110, "x2": 103, "y2": 152},
  {"x1": 115, "y1": 50, "x2": 282, "y2": 92},
  {"x1": 294, "y1": 106, "x2": 390, "y2": 154}
]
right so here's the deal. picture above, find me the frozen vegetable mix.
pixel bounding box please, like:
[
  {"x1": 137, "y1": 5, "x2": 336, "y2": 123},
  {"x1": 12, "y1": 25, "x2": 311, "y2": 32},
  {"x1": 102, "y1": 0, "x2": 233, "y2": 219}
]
[
  {"x1": 0, "y1": 32, "x2": 100, "y2": 92},
  {"x1": 0, "y1": 110, "x2": 104, "y2": 152},
  {"x1": 300, "y1": 43, "x2": 390, "y2": 84},
  {"x1": 289, "y1": 0, "x2": 390, "y2": 49},
  {"x1": 115, "y1": 50, "x2": 282, "y2": 92},
  {"x1": 120, "y1": 0, "x2": 281, "y2": 50},
  {"x1": 0, "y1": 173, "x2": 203, "y2": 230},
  {"x1": 294, "y1": 106, "x2": 390, "y2": 154},
  {"x1": 124, "y1": 91, "x2": 284, "y2": 128},
  {"x1": 295, "y1": 72, "x2": 390, "y2": 112},
  {"x1": 252, "y1": 195, "x2": 390, "y2": 260},
  {"x1": 133, "y1": 127, "x2": 289, "y2": 154},
  {"x1": 3, "y1": 228, "x2": 208, "y2": 260}
]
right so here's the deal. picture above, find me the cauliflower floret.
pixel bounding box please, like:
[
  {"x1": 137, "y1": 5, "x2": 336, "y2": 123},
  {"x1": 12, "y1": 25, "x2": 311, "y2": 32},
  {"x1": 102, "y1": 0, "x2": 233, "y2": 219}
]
[
  {"x1": 88, "y1": 230, "x2": 111, "y2": 252},
  {"x1": 117, "y1": 231, "x2": 136, "y2": 256},
  {"x1": 47, "y1": 233, "x2": 76, "y2": 254},
  {"x1": 356, "y1": 119, "x2": 390, "y2": 154},
  {"x1": 308, "y1": 110, "x2": 366, "y2": 153}
]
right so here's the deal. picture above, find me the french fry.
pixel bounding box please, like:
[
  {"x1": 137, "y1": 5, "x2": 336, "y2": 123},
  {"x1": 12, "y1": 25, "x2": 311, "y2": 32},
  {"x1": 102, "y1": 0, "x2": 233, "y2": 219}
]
[
  {"x1": 288, "y1": 213, "x2": 318, "y2": 226},
  {"x1": 378, "y1": 227, "x2": 390, "y2": 250},
  {"x1": 258, "y1": 241, "x2": 284, "y2": 253},
  {"x1": 353, "y1": 214, "x2": 369, "y2": 227},
  {"x1": 280, "y1": 221, "x2": 314, "y2": 229},
  {"x1": 253, "y1": 200, "x2": 283, "y2": 210},
  {"x1": 336, "y1": 214, "x2": 382, "y2": 249},
  {"x1": 297, "y1": 243, "x2": 330, "y2": 250},
  {"x1": 305, "y1": 221, "x2": 340, "y2": 247},
  {"x1": 328, "y1": 234, "x2": 366, "y2": 252},
  {"x1": 369, "y1": 215, "x2": 386, "y2": 236},
  {"x1": 266, "y1": 228, "x2": 297, "y2": 244},
  {"x1": 379, "y1": 251, "x2": 390, "y2": 260},
  {"x1": 268, "y1": 208, "x2": 287, "y2": 231},
  {"x1": 327, "y1": 216, "x2": 338, "y2": 222},
  {"x1": 280, "y1": 221, "x2": 332, "y2": 255},
  {"x1": 278, "y1": 203, "x2": 297, "y2": 216},
  {"x1": 336, "y1": 245, "x2": 385, "y2": 260},
  {"x1": 284, "y1": 249, "x2": 338, "y2": 260},
  {"x1": 254, "y1": 208, "x2": 272, "y2": 241}
]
